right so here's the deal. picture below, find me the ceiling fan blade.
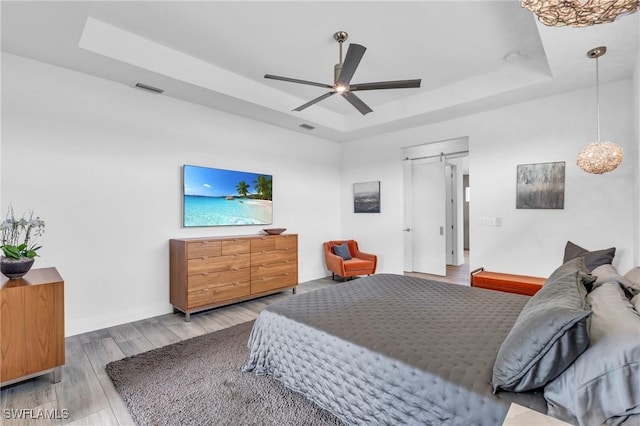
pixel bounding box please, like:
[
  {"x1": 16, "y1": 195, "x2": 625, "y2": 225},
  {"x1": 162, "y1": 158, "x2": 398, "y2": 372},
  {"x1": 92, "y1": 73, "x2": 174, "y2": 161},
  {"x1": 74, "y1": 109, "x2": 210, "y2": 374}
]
[
  {"x1": 265, "y1": 74, "x2": 333, "y2": 89},
  {"x1": 350, "y1": 79, "x2": 422, "y2": 91},
  {"x1": 342, "y1": 92, "x2": 373, "y2": 115},
  {"x1": 293, "y1": 91, "x2": 336, "y2": 111},
  {"x1": 337, "y1": 43, "x2": 366, "y2": 86}
]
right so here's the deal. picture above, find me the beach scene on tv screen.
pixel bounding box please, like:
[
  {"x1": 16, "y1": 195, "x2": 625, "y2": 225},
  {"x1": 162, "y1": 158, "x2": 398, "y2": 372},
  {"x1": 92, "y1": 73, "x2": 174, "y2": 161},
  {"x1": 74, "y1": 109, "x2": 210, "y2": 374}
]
[{"x1": 183, "y1": 165, "x2": 273, "y2": 227}]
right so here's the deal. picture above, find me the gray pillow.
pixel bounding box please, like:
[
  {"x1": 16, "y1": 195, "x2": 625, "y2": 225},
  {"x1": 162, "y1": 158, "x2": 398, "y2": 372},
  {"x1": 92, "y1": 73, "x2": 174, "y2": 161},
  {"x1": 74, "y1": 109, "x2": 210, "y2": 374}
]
[
  {"x1": 591, "y1": 264, "x2": 636, "y2": 293},
  {"x1": 544, "y1": 282, "x2": 640, "y2": 425},
  {"x1": 563, "y1": 241, "x2": 616, "y2": 272},
  {"x1": 332, "y1": 242, "x2": 352, "y2": 260},
  {"x1": 545, "y1": 256, "x2": 588, "y2": 283},
  {"x1": 632, "y1": 294, "x2": 640, "y2": 313},
  {"x1": 625, "y1": 267, "x2": 640, "y2": 292},
  {"x1": 492, "y1": 269, "x2": 592, "y2": 393}
]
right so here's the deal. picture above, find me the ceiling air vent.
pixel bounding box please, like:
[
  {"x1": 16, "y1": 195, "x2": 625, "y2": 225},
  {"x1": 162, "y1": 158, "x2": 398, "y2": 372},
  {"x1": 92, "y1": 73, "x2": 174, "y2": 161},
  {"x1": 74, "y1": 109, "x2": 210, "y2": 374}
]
[
  {"x1": 299, "y1": 124, "x2": 315, "y2": 130},
  {"x1": 134, "y1": 82, "x2": 164, "y2": 94}
]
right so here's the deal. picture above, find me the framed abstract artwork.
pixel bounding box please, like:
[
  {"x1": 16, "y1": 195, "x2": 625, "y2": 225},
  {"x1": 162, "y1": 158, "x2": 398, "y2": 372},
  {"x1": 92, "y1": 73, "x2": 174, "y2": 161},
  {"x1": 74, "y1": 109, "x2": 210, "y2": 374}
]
[
  {"x1": 516, "y1": 162, "x2": 565, "y2": 209},
  {"x1": 353, "y1": 181, "x2": 381, "y2": 213}
]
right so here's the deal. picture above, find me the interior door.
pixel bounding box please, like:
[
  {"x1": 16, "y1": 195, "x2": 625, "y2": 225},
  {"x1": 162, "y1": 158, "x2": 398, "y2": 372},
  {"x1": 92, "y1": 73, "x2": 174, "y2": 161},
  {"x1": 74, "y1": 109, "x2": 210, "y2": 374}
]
[{"x1": 408, "y1": 160, "x2": 447, "y2": 276}]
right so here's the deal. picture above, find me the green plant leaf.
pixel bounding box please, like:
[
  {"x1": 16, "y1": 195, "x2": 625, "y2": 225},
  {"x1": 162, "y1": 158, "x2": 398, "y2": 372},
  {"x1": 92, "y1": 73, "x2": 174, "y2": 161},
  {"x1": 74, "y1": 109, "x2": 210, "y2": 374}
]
[{"x1": 3, "y1": 245, "x2": 21, "y2": 259}]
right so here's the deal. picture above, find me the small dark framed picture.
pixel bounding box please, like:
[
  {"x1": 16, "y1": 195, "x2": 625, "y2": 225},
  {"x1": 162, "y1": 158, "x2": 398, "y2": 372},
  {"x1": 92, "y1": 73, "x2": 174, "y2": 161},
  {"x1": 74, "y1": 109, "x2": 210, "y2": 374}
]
[{"x1": 353, "y1": 181, "x2": 381, "y2": 213}]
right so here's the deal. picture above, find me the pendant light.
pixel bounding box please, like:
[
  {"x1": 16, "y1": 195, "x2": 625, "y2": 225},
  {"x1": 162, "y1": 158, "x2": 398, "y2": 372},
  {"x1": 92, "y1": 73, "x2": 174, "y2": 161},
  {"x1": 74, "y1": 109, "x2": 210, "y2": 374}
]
[
  {"x1": 521, "y1": 0, "x2": 639, "y2": 27},
  {"x1": 576, "y1": 46, "x2": 623, "y2": 174}
]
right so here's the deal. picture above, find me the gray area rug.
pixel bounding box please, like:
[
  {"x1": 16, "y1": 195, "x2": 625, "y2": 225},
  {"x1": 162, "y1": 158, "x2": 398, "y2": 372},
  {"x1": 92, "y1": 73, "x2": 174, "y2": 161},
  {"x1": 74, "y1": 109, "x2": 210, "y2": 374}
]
[{"x1": 106, "y1": 321, "x2": 344, "y2": 426}]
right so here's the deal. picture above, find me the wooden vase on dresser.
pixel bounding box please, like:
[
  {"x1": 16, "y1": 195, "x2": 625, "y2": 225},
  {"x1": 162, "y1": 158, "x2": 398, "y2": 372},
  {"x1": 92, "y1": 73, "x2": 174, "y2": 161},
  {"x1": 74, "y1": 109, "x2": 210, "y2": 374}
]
[
  {"x1": 170, "y1": 234, "x2": 298, "y2": 321},
  {"x1": 1, "y1": 267, "x2": 65, "y2": 386}
]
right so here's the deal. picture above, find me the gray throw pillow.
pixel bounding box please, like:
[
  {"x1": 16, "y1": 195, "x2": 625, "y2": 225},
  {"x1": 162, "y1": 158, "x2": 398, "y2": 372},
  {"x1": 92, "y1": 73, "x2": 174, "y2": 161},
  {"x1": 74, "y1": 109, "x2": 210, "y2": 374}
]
[
  {"x1": 563, "y1": 241, "x2": 616, "y2": 272},
  {"x1": 544, "y1": 282, "x2": 640, "y2": 425},
  {"x1": 492, "y1": 269, "x2": 592, "y2": 393},
  {"x1": 625, "y1": 267, "x2": 640, "y2": 292},
  {"x1": 545, "y1": 257, "x2": 596, "y2": 292},
  {"x1": 332, "y1": 242, "x2": 352, "y2": 260},
  {"x1": 632, "y1": 294, "x2": 640, "y2": 313},
  {"x1": 591, "y1": 264, "x2": 636, "y2": 292},
  {"x1": 546, "y1": 257, "x2": 588, "y2": 282}
]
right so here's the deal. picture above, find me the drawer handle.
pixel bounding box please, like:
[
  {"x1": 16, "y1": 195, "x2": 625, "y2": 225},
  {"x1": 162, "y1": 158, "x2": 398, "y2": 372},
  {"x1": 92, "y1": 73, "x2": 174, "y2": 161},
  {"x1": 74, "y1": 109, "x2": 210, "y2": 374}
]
[
  {"x1": 202, "y1": 288, "x2": 210, "y2": 292},
  {"x1": 202, "y1": 256, "x2": 208, "y2": 260},
  {"x1": 202, "y1": 241, "x2": 208, "y2": 245},
  {"x1": 202, "y1": 272, "x2": 209, "y2": 276}
]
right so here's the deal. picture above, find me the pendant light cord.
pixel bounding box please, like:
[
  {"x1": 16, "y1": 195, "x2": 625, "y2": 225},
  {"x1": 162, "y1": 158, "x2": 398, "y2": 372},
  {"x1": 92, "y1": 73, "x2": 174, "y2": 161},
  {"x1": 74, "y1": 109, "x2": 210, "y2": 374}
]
[{"x1": 596, "y1": 55, "x2": 600, "y2": 141}]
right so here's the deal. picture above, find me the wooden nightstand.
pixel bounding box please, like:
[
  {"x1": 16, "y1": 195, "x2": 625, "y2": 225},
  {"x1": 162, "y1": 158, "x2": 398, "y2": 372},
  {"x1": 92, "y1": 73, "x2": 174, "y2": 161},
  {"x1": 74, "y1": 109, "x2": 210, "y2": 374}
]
[
  {"x1": 502, "y1": 403, "x2": 571, "y2": 426},
  {"x1": 471, "y1": 268, "x2": 545, "y2": 296},
  {"x1": 1, "y1": 267, "x2": 65, "y2": 386}
]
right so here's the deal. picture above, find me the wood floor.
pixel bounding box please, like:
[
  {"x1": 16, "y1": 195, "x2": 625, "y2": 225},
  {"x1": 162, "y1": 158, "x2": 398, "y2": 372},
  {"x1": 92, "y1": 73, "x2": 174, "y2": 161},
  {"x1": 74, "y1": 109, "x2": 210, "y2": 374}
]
[
  {"x1": 0, "y1": 277, "x2": 338, "y2": 426},
  {"x1": 405, "y1": 250, "x2": 470, "y2": 285},
  {"x1": 1, "y1": 267, "x2": 469, "y2": 425}
]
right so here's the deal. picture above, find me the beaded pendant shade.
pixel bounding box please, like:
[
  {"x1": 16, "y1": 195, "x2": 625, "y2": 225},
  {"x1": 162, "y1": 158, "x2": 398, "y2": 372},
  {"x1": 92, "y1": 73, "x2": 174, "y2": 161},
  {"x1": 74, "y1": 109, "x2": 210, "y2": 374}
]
[
  {"x1": 521, "y1": 0, "x2": 639, "y2": 27},
  {"x1": 576, "y1": 47, "x2": 624, "y2": 174}
]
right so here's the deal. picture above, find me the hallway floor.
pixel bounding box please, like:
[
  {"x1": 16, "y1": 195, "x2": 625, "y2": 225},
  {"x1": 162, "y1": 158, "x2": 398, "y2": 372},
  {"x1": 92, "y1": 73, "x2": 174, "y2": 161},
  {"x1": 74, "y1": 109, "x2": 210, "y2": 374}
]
[{"x1": 405, "y1": 250, "x2": 470, "y2": 286}]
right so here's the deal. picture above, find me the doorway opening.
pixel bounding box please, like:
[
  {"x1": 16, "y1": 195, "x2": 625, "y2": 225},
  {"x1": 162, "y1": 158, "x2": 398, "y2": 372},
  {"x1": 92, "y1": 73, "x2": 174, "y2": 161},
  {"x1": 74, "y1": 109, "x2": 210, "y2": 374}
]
[{"x1": 402, "y1": 139, "x2": 470, "y2": 285}]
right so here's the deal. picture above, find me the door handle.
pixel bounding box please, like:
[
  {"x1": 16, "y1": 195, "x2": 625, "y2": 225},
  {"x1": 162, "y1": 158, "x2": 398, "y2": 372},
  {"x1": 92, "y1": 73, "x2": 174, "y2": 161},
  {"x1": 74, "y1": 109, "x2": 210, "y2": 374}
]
[
  {"x1": 439, "y1": 226, "x2": 444, "y2": 236},
  {"x1": 403, "y1": 228, "x2": 412, "y2": 232}
]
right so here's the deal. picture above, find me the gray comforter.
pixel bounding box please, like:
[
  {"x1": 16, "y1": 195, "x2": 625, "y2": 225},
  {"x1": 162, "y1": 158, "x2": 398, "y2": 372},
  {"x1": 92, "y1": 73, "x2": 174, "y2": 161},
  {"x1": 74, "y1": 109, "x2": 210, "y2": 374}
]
[{"x1": 243, "y1": 274, "x2": 547, "y2": 425}]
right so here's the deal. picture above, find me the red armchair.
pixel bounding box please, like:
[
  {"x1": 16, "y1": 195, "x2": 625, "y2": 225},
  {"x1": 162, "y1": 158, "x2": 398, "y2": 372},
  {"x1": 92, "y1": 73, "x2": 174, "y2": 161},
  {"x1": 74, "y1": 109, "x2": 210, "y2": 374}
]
[{"x1": 324, "y1": 240, "x2": 377, "y2": 281}]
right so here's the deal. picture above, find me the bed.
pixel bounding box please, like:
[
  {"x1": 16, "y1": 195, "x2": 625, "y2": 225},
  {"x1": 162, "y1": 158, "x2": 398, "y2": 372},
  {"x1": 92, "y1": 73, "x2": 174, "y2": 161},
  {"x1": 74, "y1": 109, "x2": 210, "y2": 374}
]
[
  {"x1": 242, "y1": 274, "x2": 546, "y2": 425},
  {"x1": 242, "y1": 265, "x2": 640, "y2": 426}
]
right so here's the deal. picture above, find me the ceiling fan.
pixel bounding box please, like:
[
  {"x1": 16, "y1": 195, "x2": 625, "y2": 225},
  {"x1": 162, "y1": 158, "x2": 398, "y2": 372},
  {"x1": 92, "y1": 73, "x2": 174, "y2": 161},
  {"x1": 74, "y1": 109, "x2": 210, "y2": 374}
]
[{"x1": 265, "y1": 31, "x2": 421, "y2": 115}]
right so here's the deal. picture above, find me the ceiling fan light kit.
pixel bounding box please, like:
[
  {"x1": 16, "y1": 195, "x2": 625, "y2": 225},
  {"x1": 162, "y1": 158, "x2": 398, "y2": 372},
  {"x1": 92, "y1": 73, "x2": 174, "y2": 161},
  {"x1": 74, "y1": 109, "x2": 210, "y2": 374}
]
[
  {"x1": 520, "y1": 0, "x2": 639, "y2": 27},
  {"x1": 264, "y1": 31, "x2": 421, "y2": 115}
]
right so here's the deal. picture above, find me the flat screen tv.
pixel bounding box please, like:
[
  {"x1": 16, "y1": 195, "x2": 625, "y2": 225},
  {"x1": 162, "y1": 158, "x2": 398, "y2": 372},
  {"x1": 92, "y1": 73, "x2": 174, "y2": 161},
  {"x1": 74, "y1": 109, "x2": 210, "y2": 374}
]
[{"x1": 182, "y1": 164, "x2": 273, "y2": 227}]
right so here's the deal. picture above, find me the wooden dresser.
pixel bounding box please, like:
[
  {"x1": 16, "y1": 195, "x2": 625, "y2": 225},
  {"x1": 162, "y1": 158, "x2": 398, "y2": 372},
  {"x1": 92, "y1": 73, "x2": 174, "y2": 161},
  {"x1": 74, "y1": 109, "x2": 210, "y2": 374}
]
[
  {"x1": 170, "y1": 234, "x2": 298, "y2": 321},
  {"x1": 1, "y1": 267, "x2": 65, "y2": 386}
]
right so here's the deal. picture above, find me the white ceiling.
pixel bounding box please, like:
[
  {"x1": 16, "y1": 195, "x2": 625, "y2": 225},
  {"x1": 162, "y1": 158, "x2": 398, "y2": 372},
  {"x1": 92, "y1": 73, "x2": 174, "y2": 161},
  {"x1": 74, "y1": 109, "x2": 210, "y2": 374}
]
[{"x1": 2, "y1": 1, "x2": 638, "y2": 142}]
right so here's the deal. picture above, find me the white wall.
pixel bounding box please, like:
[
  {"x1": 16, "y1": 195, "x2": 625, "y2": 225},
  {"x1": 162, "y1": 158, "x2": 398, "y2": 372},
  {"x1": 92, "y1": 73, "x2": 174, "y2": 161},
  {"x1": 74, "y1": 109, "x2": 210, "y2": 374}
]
[
  {"x1": 633, "y1": 26, "x2": 640, "y2": 265},
  {"x1": 1, "y1": 53, "x2": 342, "y2": 336},
  {"x1": 341, "y1": 79, "x2": 636, "y2": 278}
]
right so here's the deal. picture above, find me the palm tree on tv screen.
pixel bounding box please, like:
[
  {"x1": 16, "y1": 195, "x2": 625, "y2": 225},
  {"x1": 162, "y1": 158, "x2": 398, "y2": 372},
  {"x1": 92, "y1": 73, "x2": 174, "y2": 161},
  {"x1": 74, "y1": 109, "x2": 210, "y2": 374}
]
[
  {"x1": 253, "y1": 175, "x2": 272, "y2": 200},
  {"x1": 236, "y1": 181, "x2": 249, "y2": 197}
]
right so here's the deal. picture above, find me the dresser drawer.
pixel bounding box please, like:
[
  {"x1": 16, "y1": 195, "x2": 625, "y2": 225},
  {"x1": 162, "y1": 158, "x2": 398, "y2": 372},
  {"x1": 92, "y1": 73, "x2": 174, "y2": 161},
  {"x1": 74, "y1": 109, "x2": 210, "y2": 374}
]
[
  {"x1": 187, "y1": 253, "x2": 250, "y2": 274},
  {"x1": 276, "y1": 235, "x2": 297, "y2": 250},
  {"x1": 251, "y1": 261, "x2": 296, "y2": 280},
  {"x1": 221, "y1": 239, "x2": 250, "y2": 255},
  {"x1": 187, "y1": 240, "x2": 222, "y2": 259},
  {"x1": 188, "y1": 268, "x2": 250, "y2": 291},
  {"x1": 251, "y1": 249, "x2": 297, "y2": 266},
  {"x1": 251, "y1": 237, "x2": 276, "y2": 252},
  {"x1": 187, "y1": 281, "x2": 250, "y2": 308},
  {"x1": 251, "y1": 273, "x2": 297, "y2": 294}
]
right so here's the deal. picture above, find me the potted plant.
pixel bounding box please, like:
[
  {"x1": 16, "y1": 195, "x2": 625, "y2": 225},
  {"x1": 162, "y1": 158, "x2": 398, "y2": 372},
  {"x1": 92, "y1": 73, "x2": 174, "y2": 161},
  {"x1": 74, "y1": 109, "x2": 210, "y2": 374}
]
[{"x1": 0, "y1": 206, "x2": 45, "y2": 279}]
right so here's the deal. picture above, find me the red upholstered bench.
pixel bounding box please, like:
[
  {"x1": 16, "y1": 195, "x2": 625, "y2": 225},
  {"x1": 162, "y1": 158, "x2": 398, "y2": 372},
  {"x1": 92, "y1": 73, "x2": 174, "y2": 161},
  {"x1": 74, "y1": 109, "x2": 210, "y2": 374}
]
[{"x1": 470, "y1": 268, "x2": 545, "y2": 296}]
